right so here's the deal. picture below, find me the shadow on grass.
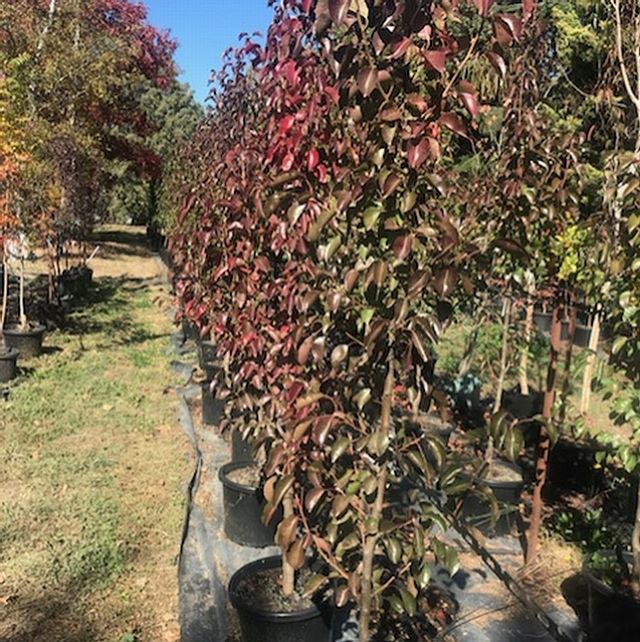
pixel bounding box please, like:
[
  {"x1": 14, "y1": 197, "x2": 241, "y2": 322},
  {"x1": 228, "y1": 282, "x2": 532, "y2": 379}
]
[
  {"x1": 2, "y1": 588, "x2": 98, "y2": 642},
  {"x1": 90, "y1": 228, "x2": 154, "y2": 260},
  {"x1": 61, "y1": 276, "x2": 170, "y2": 348}
]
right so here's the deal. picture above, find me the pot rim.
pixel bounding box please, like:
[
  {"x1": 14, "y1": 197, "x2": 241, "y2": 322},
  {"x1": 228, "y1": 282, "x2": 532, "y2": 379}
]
[
  {"x1": 484, "y1": 459, "x2": 524, "y2": 489},
  {"x1": 219, "y1": 461, "x2": 260, "y2": 492},
  {"x1": 3, "y1": 324, "x2": 46, "y2": 337},
  {"x1": 582, "y1": 549, "x2": 639, "y2": 602},
  {"x1": 0, "y1": 346, "x2": 19, "y2": 359},
  {"x1": 228, "y1": 555, "x2": 327, "y2": 623}
]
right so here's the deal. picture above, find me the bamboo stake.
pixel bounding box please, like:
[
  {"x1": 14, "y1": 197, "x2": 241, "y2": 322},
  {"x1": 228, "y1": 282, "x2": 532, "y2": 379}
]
[{"x1": 579, "y1": 313, "x2": 601, "y2": 415}]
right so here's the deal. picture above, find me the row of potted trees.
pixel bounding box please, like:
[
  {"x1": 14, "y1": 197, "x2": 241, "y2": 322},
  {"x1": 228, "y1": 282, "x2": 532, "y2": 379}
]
[
  {"x1": 168, "y1": 0, "x2": 640, "y2": 640},
  {"x1": 169, "y1": 1, "x2": 542, "y2": 640}
]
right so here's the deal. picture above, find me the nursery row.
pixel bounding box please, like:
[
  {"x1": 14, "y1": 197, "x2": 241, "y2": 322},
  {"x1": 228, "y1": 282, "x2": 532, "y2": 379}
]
[{"x1": 165, "y1": 1, "x2": 639, "y2": 641}]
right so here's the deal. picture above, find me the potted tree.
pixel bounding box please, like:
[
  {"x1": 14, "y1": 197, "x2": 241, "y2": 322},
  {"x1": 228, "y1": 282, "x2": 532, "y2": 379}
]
[
  {"x1": 2, "y1": 231, "x2": 45, "y2": 359},
  {"x1": 170, "y1": 1, "x2": 534, "y2": 640}
]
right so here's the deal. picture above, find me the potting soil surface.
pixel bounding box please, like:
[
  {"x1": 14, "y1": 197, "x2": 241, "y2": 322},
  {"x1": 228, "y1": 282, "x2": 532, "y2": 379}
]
[{"x1": 174, "y1": 337, "x2": 583, "y2": 642}]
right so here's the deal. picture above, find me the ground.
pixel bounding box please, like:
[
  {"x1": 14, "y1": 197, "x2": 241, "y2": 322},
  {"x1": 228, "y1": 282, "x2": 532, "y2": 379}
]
[{"x1": 0, "y1": 226, "x2": 187, "y2": 642}]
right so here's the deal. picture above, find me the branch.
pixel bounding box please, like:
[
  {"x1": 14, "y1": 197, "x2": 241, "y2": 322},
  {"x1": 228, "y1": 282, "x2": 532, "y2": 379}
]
[{"x1": 612, "y1": 0, "x2": 640, "y2": 111}]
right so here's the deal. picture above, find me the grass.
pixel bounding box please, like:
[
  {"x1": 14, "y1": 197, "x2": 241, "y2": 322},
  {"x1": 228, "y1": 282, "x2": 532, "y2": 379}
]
[{"x1": 0, "y1": 274, "x2": 186, "y2": 642}]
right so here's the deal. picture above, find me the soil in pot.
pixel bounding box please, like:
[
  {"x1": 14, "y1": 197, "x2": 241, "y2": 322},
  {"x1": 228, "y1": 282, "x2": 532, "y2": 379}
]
[
  {"x1": 229, "y1": 556, "x2": 332, "y2": 642},
  {"x1": 461, "y1": 460, "x2": 524, "y2": 538},
  {"x1": 219, "y1": 462, "x2": 279, "y2": 548},
  {"x1": 3, "y1": 324, "x2": 46, "y2": 359},
  {"x1": 0, "y1": 347, "x2": 19, "y2": 383}
]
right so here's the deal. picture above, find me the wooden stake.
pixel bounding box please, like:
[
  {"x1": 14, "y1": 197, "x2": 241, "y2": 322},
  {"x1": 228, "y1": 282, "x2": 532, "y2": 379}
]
[
  {"x1": 579, "y1": 313, "x2": 601, "y2": 415},
  {"x1": 519, "y1": 298, "x2": 534, "y2": 395}
]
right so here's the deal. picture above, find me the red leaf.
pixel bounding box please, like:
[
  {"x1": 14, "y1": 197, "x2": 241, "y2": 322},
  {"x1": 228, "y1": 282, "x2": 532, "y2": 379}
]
[
  {"x1": 424, "y1": 49, "x2": 447, "y2": 74},
  {"x1": 460, "y1": 92, "x2": 480, "y2": 119},
  {"x1": 471, "y1": 0, "x2": 495, "y2": 15},
  {"x1": 282, "y1": 152, "x2": 295, "y2": 171},
  {"x1": 439, "y1": 112, "x2": 468, "y2": 138},
  {"x1": 393, "y1": 234, "x2": 414, "y2": 261},
  {"x1": 329, "y1": 0, "x2": 349, "y2": 24},
  {"x1": 279, "y1": 114, "x2": 295, "y2": 136},
  {"x1": 389, "y1": 38, "x2": 412, "y2": 60},
  {"x1": 433, "y1": 268, "x2": 458, "y2": 299},
  {"x1": 325, "y1": 85, "x2": 339, "y2": 103},
  {"x1": 357, "y1": 66, "x2": 377, "y2": 98},
  {"x1": 486, "y1": 51, "x2": 507, "y2": 78},
  {"x1": 382, "y1": 173, "x2": 402, "y2": 199},
  {"x1": 523, "y1": 0, "x2": 536, "y2": 21},
  {"x1": 497, "y1": 14, "x2": 523, "y2": 40},
  {"x1": 407, "y1": 139, "x2": 430, "y2": 169},
  {"x1": 301, "y1": 0, "x2": 314, "y2": 13},
  {"x1": 307, "y1": 149, "x2": 320, "y2": 171}
]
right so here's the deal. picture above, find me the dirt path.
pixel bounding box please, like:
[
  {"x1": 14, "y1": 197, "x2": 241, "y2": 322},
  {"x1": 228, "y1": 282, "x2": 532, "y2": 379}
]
[{"x1": 1, "y1": 226, "x2": 187, "y2": 642}]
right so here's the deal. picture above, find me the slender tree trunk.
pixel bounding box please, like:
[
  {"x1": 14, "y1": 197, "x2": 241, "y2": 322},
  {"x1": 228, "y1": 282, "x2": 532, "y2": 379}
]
[
  {"x1": 1, "y1": 252, "x2": 8, "y2": 333},
  {"x1": 527, "y1": 301, "x2": 562, "y2": 565},
  {"x1": 493, "y1": 297, "x2": 512, "y2": 414},
  {"x1": 559, "y1": 303, "x2": 578, "y2": 426},
  {"x1": 359, "y1": 363, "x2": 394, "y2": 642},
  {"x1": 579, "y1": 313, "x2": 601, "y2": 415},
  {"x1": 282, "y1": 490, "x2": 295, "y2": 596},
  {"x1": 633, "y1": 479, "x2": 640, "y2": 595},
  {"x1": 18, "y1": 257, "x2": 26, "y2": 329},
  {"x1": 519, "y1": 298, "x2": 534, "y2": 395}
]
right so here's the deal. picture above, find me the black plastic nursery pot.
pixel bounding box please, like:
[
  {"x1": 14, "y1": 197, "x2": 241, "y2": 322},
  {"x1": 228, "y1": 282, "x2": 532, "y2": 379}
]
[
  {"x1": 232, "y1": 430, "x2": 253, "y2": 463},
  {"x1": 461, "y1": 461, "x2": 524, "y2": 538},
  {"x1": 202, "y1": 361, "x2": 219, "y2": 382},
  {"x1": 201, "y1": 382, "x2": 224, "y2": 426},
  {"x1": 0, "y1": 347, "x2": 19, "y2": 383},
  {"x1": 219, "y1": 462, "x2": 279, "y2": 548},
  {"x1": 198, "y1": 339, "x2": 217, "y2": 369},
  {"x1": 581, "y1": 550, "x2": 640, "y2": 640},
  {"x1": 3, "y1": 324, "x2": 46, "y2": 359},
  {"x1": 573, "y1": 324, "x2": 592, "y2": 348},
  {"x1": 181, "y1": 318, "x2": 200, "y2": 343},
  {"x1": 229, "y1": 556, "x2": 333, "y2": 642}
]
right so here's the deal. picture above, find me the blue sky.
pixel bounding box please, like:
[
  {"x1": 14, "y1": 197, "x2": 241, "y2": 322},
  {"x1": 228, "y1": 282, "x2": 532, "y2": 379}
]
[{"x1": 145, "y1": 1, "x2": 275, "y2": 104}]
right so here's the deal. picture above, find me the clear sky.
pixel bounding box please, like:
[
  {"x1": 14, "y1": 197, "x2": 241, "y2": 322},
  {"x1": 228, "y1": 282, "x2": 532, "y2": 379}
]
[{"x1": 144, "y1": 1, "x2": 275, "y2": 105}]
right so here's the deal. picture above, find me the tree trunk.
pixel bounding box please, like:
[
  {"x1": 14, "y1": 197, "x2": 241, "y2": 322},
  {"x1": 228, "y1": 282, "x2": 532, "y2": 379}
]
[
  {"x1": 559, "y1": 303, "x2": 577, "y2": 426},
  {"x1": 519, "y1": 298, "x2": 534, "y2": 395},
  {"x1": 19, "y1": 257, "x2": 27, "y2": 329},
  {"x1": 633, "y1": 478, "x2": 640, "y2": 594},
  {"x1": 282, "y1": 490, "x2": 295, "y2": 597},
  {"x1": 493, "y1": 296, "x2": 512, "y2": 414},
  {"x1": 579, "y1": 313, "x2": 601, "y2": 415},
  {"x1": 1, "y1": 253, "x2": 8, "y2": 333},
  {"x1": 526, "y1": 301, "x2": 562, "y2": 565},
  {"x1": 359, "y1": 363, "x2": 394, "y2": 642}
]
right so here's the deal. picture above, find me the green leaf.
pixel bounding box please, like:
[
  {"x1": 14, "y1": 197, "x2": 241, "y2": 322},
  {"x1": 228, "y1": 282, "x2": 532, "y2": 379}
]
[
  {"x1": 612, "y1": 336, "x2": 628, "y2": 355},
  {"x1": 363, "y1": 205, "x2": 383, "y2": 230}
]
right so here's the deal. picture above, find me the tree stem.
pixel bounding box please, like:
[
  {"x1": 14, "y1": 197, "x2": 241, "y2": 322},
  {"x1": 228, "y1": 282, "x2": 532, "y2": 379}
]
[
  {"x1": 359, "y1": 362, "x2": 394, "y2": 642},
  {"x1": 494, "y1": 296, "x2": 512, "y2": 414},
  {"x1": 282, "y1": 490, "x2": 295, "y2": 597},
  {"x1": 519, "y1": 299, "x2": 533, "y2": 395},
  {"x1": 527, "y1": 301, "x2": 562, "y2": 565}
]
